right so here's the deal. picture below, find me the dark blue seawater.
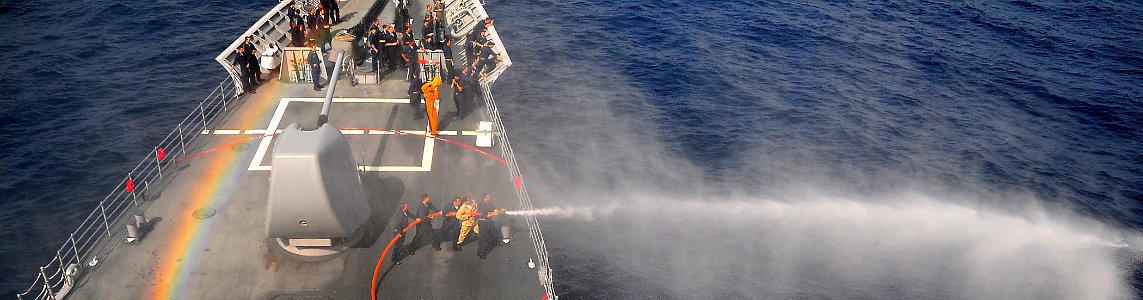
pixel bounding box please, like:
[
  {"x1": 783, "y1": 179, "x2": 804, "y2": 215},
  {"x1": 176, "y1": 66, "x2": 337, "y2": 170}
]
[{"x1": 2, "y1": 0, "x2": 1141, "y2": 298}]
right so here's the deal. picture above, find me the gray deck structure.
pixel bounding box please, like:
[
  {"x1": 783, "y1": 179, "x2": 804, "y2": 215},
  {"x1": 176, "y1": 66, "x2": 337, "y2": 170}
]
[{"x1": 18, "y1": 0, "x2": 553, "y2": 299}]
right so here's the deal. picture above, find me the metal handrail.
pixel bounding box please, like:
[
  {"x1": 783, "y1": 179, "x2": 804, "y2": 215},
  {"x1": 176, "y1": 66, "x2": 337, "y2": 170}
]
[
  {"x1": 17, "y1": 77, "x2": 241, "y2": 300},
  {"x1": 480, "y1": 82, "x2": 557, "y2": 298}
]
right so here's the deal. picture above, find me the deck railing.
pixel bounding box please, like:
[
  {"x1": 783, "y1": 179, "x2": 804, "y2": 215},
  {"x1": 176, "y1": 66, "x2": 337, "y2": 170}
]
[
  {"x1": 16, "y1": 77, "x2": 240, "y2": 300},
  {"x1": 480, "y1": 83, "x2": 557, "y2": 298}
]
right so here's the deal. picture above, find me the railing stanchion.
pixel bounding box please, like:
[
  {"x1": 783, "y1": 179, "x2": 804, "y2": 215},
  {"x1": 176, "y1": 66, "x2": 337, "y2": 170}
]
[
  {"x1": 39, "y1": 267, "x2": 55, "y2": 300},
  {"x1": 98, "y1": 201, "x2": 111, "y2": 237},
  {"x1": 154, "y1": 147, "x2": 163, "y2": 181},
  {"x1": 177, "y1": 125, "x2": 187, "y2": 157},
  {"x1": 68, "y1": 234, "x2": 80, "y2": 262},
  {"x1": 199, "y1": 103, "x2": 207, "y2": 128},
  {"x1": 128, "y1": 173, "x2": 138, "y2": 207}
]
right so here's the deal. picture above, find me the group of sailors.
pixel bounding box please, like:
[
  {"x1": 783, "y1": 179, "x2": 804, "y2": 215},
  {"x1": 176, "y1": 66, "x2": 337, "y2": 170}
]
[
  {"x1": 236, "y1": 0, "x2": 506, "y2": 119},
  {"x1": 391, "y1": 194, "x2": 507, "y2": 263},
  {"x1": 286, "y1": 1, "x2": 342, "y2": 48},
  {"x1": 231, "y1": 36, "x2": 264, "y2": 94},
  {"x1": 388, "y1": 4, "x2": 502, "y2": 131}
]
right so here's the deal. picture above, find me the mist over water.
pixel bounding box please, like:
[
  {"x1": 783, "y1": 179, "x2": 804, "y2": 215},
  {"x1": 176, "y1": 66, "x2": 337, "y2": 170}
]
[
  {"x1": 488, "y1": 0, "x2": 1143, "y2": 299},
  {"x1": 527, "y1": 191, "x2": 1138, "y2": 299}
]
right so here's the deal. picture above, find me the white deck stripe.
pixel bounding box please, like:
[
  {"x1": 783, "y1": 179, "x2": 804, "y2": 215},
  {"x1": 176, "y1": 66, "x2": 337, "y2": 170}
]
[
  {"x1": 205, "y1": 129, "x2": 488, "y2": 136},
  {"x1": 248, "y1": 98, "x2": 292, "y2": 171},
  {"x1": 244, "y1": 97, "x2": 445, "y2": 172},
  {"x1": 421, "y1": 137, "x2": 435, "y2": 170},
  {"x1": 280, "y1": 97, "x2": 409, "y2": 103}
]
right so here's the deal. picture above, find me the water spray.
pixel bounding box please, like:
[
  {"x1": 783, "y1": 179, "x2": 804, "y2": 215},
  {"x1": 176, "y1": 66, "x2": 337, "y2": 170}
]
[
  {"x1": 502, "y1": 208, "x2": 561, "y2": 216},
  {"x1": 502, "y1": 206, "x2": 609, "y2": 220}
]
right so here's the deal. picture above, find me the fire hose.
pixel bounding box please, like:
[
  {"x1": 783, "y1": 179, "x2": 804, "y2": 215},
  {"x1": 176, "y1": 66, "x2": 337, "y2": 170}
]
[{"x1": 369, "y1": 210, "x2": 496, "y2": 300}]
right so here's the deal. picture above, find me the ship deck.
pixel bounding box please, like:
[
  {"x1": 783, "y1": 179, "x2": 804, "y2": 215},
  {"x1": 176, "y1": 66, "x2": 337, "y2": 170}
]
[{"x1": 60, "y1": 1, "x2": 548, "y2": 299}]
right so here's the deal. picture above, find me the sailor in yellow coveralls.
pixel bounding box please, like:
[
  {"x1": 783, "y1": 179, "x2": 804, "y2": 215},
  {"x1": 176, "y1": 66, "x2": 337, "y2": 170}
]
[
  {"x1": 455, "y1": 198, "x2": 479, "y2": 250},
  {"x1": 420, "y1": 75, "x2": 442, "y2": 135}
]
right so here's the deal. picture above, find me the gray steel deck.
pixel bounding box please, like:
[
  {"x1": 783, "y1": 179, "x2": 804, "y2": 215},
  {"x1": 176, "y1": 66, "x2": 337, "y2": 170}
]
[{"x1": 58, "y1": 1, "x2": 548, "y2": 299}]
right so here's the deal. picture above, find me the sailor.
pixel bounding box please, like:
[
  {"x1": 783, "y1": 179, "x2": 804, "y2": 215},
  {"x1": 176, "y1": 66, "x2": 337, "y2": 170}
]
[
  {"x1": 439, "y1": 197, "x2": 462, "y2": 251},
  {"x1": 308, "y1": 44, "x2": 323, "y2": 91},
  {"x1": 432, "y1": 0, "x2": 445, "y2": 22},
  {"x1": 248, "y1": 47, "x2": 262, "y2": 86},
  {"x1": 476, "y1": 193, "x2": 505, "y2": 259},
  {"x1": 450, "y1": 71, "x2": 465, "y2": 118},
  {"x1": 442, "y1": 38, "x2": 454, "y2": 67},
  {"x1": 421, "y1": 74, "x2": 442, "y2": 135},
  {"x1": 319, "y1": 0, "x2": 339, "y2": 25},
  {"x1": 407, "y1": 71, "x2": 423, "y2": 119},
  {"x1": 401, "y1": 39, "x2": 416, "y2": 71},
  {"x1": 286, "y1": 2, "x2": 301, "y2": 26},
  {"x1": 455, "y1": 198, "x2": 479, "y2": 251},
  {"x1": 327, "y1": 0, "x2": 341, "y2": 24},
  {"x1": 433, "y1": 16, "x2": 447, "y2": 49},
  {"x1": 241, "y1": 36, "x2": 257, "y2": 54},
  {"x1": 420, "y1": 36, "x2": 436, "y2": 52},
  {"x1": 421, "y1": 20, "x2": 435, "y2": 51},
  {"x1": 378, "y1": 24, "x2": 392, "y2": 70},
  {"x1": 458, "y1": 64, "x2": 477, "y2": 112},
  {"x1": 315, "y1": 5, "x2": 331, "y2": 47},
  {"x1": 401, "y1": 20, "x2": 414, "y2": 45},
  {"x1": 389, "y1": 202, "x2": 413, "y2": 264},
  {"x1": 422, "y1": 3, "x2": 434, "y2": 26},
  {"x1": 410, "y1": 194, "x2": 442, "y2": 251},
  {"x1": 369, "y1": 19, "x2": 381, "y2": 36},
  {"x1": 306, "y1": 8, "x2": 320, "y2": 39},
  {"x1": 231, "y1": 46, "x2": 253, "y2": 94},
  {"x1": 472, "y1": 18, "x2": 494, "y2": 39},
  {"x1": 464, "y1": 36, "x2": 476, "y2": 64},
  {"x1": 473, "y1": 30, "x2": 490, "y2": 58},
  {"x1": 319, "y1": 0, "x2": 331, "y2": 19},
  {"x1": 441, "y1": 38, "x2": 454, "y2": 82},
  {"x1": 476, "y1": 41, "x2": 498, "y2": 75},
  {"x1": 394, "y1": 0, "x2": 410, "y2": 34},
  {"x1": 384, "y1": 25, "x2": 400, "y2": 71},
  {"x1": 367, "y1": 27, "x2": 381, "y2": 72},
  {"x1": 289, "y1": 21, "x2": 304, "y2": 47}
]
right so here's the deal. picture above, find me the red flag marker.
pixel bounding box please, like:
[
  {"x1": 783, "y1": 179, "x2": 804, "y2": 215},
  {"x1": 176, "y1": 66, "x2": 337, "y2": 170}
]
[
  {"x1": 157, "y1": 148, "x2": 166, "y2": 161},
  {"x1": 126, "y1": 177, "x2": 135, "y2": 193}
]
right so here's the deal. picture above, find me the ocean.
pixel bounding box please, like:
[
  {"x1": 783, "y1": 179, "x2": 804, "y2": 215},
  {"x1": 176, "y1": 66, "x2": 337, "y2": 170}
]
[{"x1": 1, "y1": 0, "x2": 1141, "y2": 298}]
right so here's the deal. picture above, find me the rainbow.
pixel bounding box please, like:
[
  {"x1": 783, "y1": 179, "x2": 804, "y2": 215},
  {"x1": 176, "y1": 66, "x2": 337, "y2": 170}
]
[{"x1": 146, "y1": 86, "x2": 286, "y2": 299}]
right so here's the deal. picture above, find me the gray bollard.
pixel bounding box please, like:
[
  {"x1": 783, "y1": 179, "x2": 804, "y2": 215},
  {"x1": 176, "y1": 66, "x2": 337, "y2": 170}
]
[
  {"x1": 500, "y1": 225, "x2": 511, "y2": 244},
  {"x1": 126, "y1": 224, "x2": 140, "y2": 242},
  {"x1": 134, "y1": 214, "x2": 148, "y2": 228}
]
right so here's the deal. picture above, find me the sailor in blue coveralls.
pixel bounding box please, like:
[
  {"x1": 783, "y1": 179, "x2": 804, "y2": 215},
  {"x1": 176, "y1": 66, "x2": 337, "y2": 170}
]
[
  {"x1": 390, "y1": 202, "x2": 412, "y2": 264},
  {"x1": 407, "y1": 71, "x2": 423, "y2": 119},
  {"x1": 232, "y1": 46, "x2": 253, "y2": 94},
  {"x1": 410, "y1": 194, "x2": 442, "y2": 252},
  {"x1": 308, "y1": 45, "x2": 322, "y2": 91},
  {"x1": 476, "y1": 194, "x2": 504, "y2": 259}
]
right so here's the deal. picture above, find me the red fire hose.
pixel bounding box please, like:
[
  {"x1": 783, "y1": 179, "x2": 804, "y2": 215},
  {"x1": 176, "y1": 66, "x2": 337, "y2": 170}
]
[{"x1": 371, "y1": 218, "x2": 420, "y2": 300}]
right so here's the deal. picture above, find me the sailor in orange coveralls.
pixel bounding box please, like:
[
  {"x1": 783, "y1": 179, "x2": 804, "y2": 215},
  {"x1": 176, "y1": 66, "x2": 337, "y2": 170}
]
[{"x1": 420, "y1": 75, "x2": 442, "y2": 135}]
